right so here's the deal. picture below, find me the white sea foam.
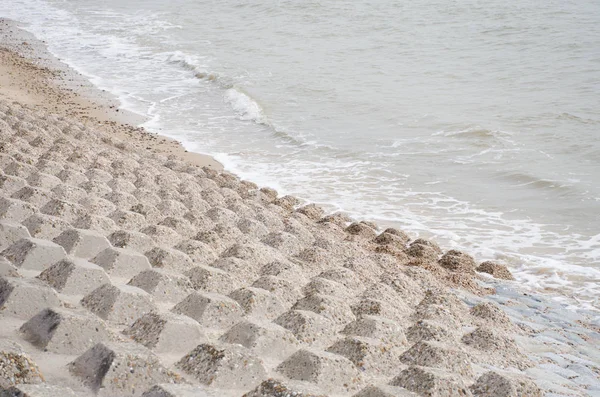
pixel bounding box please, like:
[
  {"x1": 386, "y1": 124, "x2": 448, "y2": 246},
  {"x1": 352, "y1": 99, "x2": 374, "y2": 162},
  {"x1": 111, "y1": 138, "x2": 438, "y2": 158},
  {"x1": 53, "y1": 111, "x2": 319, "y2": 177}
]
[{"x1": 223, "y1": 88, "x2": 266, "y2": 124}]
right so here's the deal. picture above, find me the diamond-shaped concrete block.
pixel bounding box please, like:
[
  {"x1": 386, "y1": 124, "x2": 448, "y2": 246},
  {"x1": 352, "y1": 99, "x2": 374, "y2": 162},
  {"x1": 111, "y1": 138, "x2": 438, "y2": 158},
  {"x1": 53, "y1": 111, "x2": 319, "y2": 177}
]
[
  {"x1": 275, "y1": 310, "x2": 336, "y2": 346},
  {"x1": 389, "y1": 366, "x2": 472, "y2": 397},
  {"x1": 108, "y1": 230, "x2": 155, "y2": 253},
  {"x1": 470, "y1": 371, "x2": 542, "y2": 397},
  {"x1": 342, "y1": 315, "x2": 407, "y2": 345},
  {"x1": 53, "y1": 228, "x2": 111, "y2": 259},
  {"x1": 277, "y1": 348, "x2": 362, "y2": 394},
  {"x1": 0, "y1": 276, "x2": 60, "y2": 319},
  {"x1": 0, "y1": 340, "x2": 45, "y2": 389},
  {"x1": 176, "y1": 343, "x2": 266, "y2": 389},
  {"x1": 91, "y1": 247, "x2": 151, "y2": 279},
  {"x1": 172, "y1": 292, "x2": 244, "y2": 330},
  {"x1": 145, "y1": 247, "x2": 194, "y2": 274},
  {"x1": 327, "y1": 336, "x2": 403, "y2": 376},
  {"x1": 123, "y1": 312, "x2": 204, "y2": 354},
  {"x1": 230, "y1": 287, "x2": 286, "y2": 320},
  {"x1": 20, "y1": 307, "x2": 110, "y2": 354},
  {"x1": 11, "y1": 186, "x2": 54, "y2": 207},
  {"x1": 0, "y1": 256, "x2": 19, "y2": 277},
  {"x1": 353, "y1": 385, "x2": 417, "y2": 397},
  {"x1": 0, "y1": 197, "x2": 37, "y2": 223},
  {"x1": 38, "y1": 258, "x2": 110, "y2": 296},
  {"x1": 0, "y1": 384, "x2": 77, "y2": 397},
  {"x1": 243, "y1": 379, "x2": 328, "y2": 397},
  {"x1": 399, "y1": 341, "x2": 473, "y2": 377},
  {"x1": 22, "y1": 214, "x2": 72, "y2": 240},
  {"x1": 81, "y1": 284, "x2": 157, "y2": 326},
  {"x1": 1, "y1": 237, "x2": 66, "y2": 271},
  {"x1": 220, "y1": 320, "x2": 299, "y2": 360},
  {"x1": 40, "y1": 198, "x2": 85, "y2": 223},
  {"x1": 292, "y1": 293, "x2": 356, "y2": 327},
  {"x1": 128, "y1": 269, "x2": 192, "y2": 304},
  {"x1": 0, "y1": 173, "x2": 27, "y2": 195},
  {"x1": 0, "y1": 222, "x2": 31, "y2": 251},
  {"x1": 69, "y1": 342, "x2": 180, "y2": 396},
  {"x1": 185, "y1": 265, "x2": 240, "y2": 294}
]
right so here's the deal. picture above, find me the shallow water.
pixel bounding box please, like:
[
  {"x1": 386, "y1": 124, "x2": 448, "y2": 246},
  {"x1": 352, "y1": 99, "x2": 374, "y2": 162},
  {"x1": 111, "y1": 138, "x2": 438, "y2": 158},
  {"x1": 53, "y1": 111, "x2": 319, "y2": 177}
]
[{"x1": 4, "y1": 0, "x2": 600, "y2": 309}]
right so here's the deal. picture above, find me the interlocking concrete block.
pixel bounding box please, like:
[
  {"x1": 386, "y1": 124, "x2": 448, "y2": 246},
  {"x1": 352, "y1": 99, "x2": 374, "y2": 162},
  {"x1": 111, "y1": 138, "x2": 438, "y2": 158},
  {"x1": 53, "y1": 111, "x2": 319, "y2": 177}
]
[
  {"x1": 0, "y1": 197, "x2": 37, "y2": 223},
  {"x1": 242, "y1": 379, "x2": 328, "y2": 397},
  {"x1": 91, "y1": 247, "x2": 151, "y2": 279},
  {"x1": 11, "y1": 186, "x2": 54, "y2": 208},
  {"x1": 40, "y1": 198, "x2": 85, "y2": 223},
  {"x1": 53, "y1": 228, "x2": 111, "y2": 259},
  {"x1": 277, "y1": 348, "x2": 362, "y2": 394},
  {"x1": 185, "y1": 265, "x2": 240, "y2": 294},
  {"x1": 69, "y1": 342, "x2": 181, "y2": 396},
  {"x1": 1, "y1": 237, "x2": 66, "y2": 271},
  {"x1": 176, "y1": 343, "x2": 266, "y2": 389},
  {"x1": 110, "y1": 210, "x2": 148, "y2": 231},
  {"x1": 145, "y1": 247, "x2": 194, "y2": 274},
  {"x1": 4, "y1": 161, "x2": 37, "y2": 179},
  {"x1": 399, "y1": 341, "x2": 473, "y2": 378},
  {"x1": 78, "y1": 196, "x2": 116, "y2": 217},
  {"x1": 38, "y1": 258, "x2": 110, "y2": 296},
  {"x1": 0, "y1": 256, "x2": 19, "y2": 277},
  {"x1": 292, "y1": 294, "x2": 356, "y2": 327},
  {"x1": 174, "y1": 240, "x2": 218, "y2": 265},
  {"x1": 0, "y1": 173, "x2": 27, "y2": 195},
  {"x1": 252, "y1": 275, "x2": 303, "y2": 307},
  {"x1": 81, "y1": 284, "x2": 157, "y2": 326},
  {"x1": 0, "y1": 340, "x2": 44, "y2": 389},
  {"x1": 389, "y1": 366, "x2": 472, "y2": 397},
  {"x1": 470, "y1": 371, "x2": 541, "y2": 397},
  {"x1": 22, "y1": 214, "x2": 72, "y2": 240},
  {"x1": 172, "y1": 292, "x2": 244, "y2": 330},
  {"x1": 327, "y1": 336, "x2": 403, "y2": 376},
  {"x1": 128, "y1": 269, "x2": 192, "y2": 304},
  {"x1": 57, "y1": 168, "x2": 88, "y2": 185},
  {"x1": 73, "y1": 214, "x2": 118, "y2": 235},
  {"x1": 341, "y1": 315, "x2": 407, "y2": 345},
  {"x1": 230, "y1": 287, "x2": 286, "y2": 320},
  {"x1": 141, "y1": 225, "x2": 183, "y2": 248},
  {"x1": 0, "y1": 276, "x2": 60, "y2": 319},
  {"x1": 353, "y1": 385, "x2": 417, "y2": 397},
  {"x1": 0, "y1": 384, "x2": 77, "y2": 397},
  {"x1": 0, "y1": 222, "x2": 30, "y2": 251},
  {"x1": 50, "y1": 183, "x2": 88, "y2": 203},
  {"x1": 220, "y1": 319, "x2": 299, "y2": 360},
  {"x1": 108, "y1": 230, "x2": 156, "y2": 253},
  {"x1": 275, "y1": 310, "x2": 336, "y2": 346},
  {"x1": 142, "y1": 384, "x2": 217, "y2": 397},
  {"x1": 20, "y1": 307, "x2": 110, "y2": 354},
  {"x1": 26, "y1": 172, "x2": 62, "y2": 190},
  {"x1": 123, "y1": 312, "x2": 204, "y2": 354}
]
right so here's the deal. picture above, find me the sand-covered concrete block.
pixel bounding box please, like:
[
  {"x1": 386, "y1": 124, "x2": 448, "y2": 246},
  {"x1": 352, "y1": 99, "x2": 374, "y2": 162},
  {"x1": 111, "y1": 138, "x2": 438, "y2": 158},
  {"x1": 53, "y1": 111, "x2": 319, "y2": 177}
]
[
  {"x1": 277, "y1": 348, "x2": 362, "y2": 393},
  {"x1": 292, "y1": 293, "x2": 356, "y2": 327},
  {"x1": 91, "y1": 247, "x2": 151, "y2": 279},
  {"x1": 123, "y1": 312, "x2": 204, "y2": 354},
  {"x1": 230, "y1": 287, "x2": 286, "y2": 320},
  {"x1": 142, "y1": 384, "x2": 216, "y2": 397},
  {"x1": 390, "y1": 366, "x2": 473, "y2": 397},
  {"x1": 0, "y1": 340, "x2": 44, "y2": 389},
  {"x1": 0, "y1": 384, "x2": 77, "y2": 397},
  {"x1": 0, "y1": 222, "x2": 30, "y2": 251},
  {"x1": 0, "y1": 173, "x2": 27, "y2": 196},
  {"x1": 176, "y1": 343, "x2": 266, "y2": 389},
  {"x1": 11, "y1": 186, "x2": 54, "y2": 207},
  {"x1": 0, "y1": 197, "x2": 37, "y2": 223},
  {"x1": 406, "y1": 320, "x2": 458, "y2": 343},
  {"x1": 108, "y1": 230, "x2": 156, "y2": 253},
  {"x1": 220, "y1": 320, "x2": 299, "y2": 360},
  {"x1": 20, "y1": 307, "x2": 110, "y2": 354},
  {"x1": 353, "y1": 385, "x2": 417, "y2": 397},
  {"x1": 476, "y1": 261, "x2": 515, "y2": 280},
  {"x1": 78, "y1": 195, "x2": 116, "y2": 217},
  {"x1": 174, "y1": 240, "x2": 218, "y2": 265},
  {"x1": 128, "y1": 269, "x2": 192, "y2": 303},
  {"x1": 81, "y1": 284, "x2": 157, "y2": 326},
  {"x1": 327, "y1": 336, "x2": 403, "y2": 376},
  {"x1": 53, "y1": 228, "x2": 111, "y2": 259},
  {"x1": 438, "y1": 250, "x2": 477, "y2": 273},
  {"x1": 345, "y1": 222, "x2": 378, "y2": 240},
  {"x1": 1, "y1": 238, "x2": 66, "y2": 271},
  {"x1": 303, "y1": 277, "x2": 352, "y2": 299},
  {"x1": 39, "y1": 199, "x2": 85, "y2": 224},
  {"x1": 0, "y1": 256, "x2": 19, "y2": 277},
  {"x1": 399, "y1": 341, "x2": 473, "y2": 378},
  {"x1": 38, "y1": 258, "x2": 110, "y2": 296},
  {"x1": 110, "y1": 210, "x2": 147, "y2": 230},
  {"x1": 0, "y1": 277, "x2": 60, "y2": 319},
  {"x1": 243, "y1": 379, "x2": 328, "y2": 397},
  {"x1": 185, "y1": 265, "x2": 240, "y2": 294},
  {"x1": 22, "y1": 214, "x2": 71, "y2": 240},
  {"x1": 50, "y1": 183, "x2": 88, "y2": 203},
  {"x1": 141, "y1": 225, "x2": 183, "y2": 248},
  {"x1": 470, "y1": 371, "x2": 541, "y2": 397},
  {"x1": 341, "y1": 315, "x2": 407, "y2": 345},
  {"x1": 275, "y1": 310, "x2": 335, "y2": 345},
  {"x1": 73, "y1": 214, "x2": 118, "y2": 234},
  {"x1": 172, "y1": 292, "x2": 244, "y2": 329},
  {"x1": 145, "y1": 246, "x2": 194, "y2": 273},
  {"x1": 252, "y1": 275, "x2": 303, "y2": 307},
  {"x1": 69, "y1": 342, "x2": 181, "y2": 396}
]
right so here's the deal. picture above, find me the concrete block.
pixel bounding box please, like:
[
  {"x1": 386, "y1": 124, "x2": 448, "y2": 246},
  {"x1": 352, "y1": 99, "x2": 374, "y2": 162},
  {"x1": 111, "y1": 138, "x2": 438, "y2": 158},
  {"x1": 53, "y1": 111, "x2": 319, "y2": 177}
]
[
  {"x1": 38, "y1": 258, "x2": 110, "y2": 296},
  {"x1": 0, "y1": 276, "x2": 60, "y2": 319},
  {"x1": 220, "y1": 319, "x2": 299, "y2": 360},
  {"x1": 172, "y1": 292, "x2": 244, "y2": 330},
  {"x1": 0, "y1": 222, "x2": 30, "y2": 251},
  {"x1": 81, "y1": 284, "x2": 157, "y2": 326},
  {"x1": 91, "y1": 247, "x2": 151, "y2": 279},
  {"x1": 53, "y1": 228, "x2": 111, "y2": 259},
  {"x1": 22, "y1": 214, "x2": 71, "y2": 240},
  {"x1": 128, "y1": 269, "x2": 192, "y2": 304},
  {"x1": 389, "y1": 366, "x2": 472, "y2": 397},
  {"x1": 0, "y1": 198, "x2": 37, "y2": 223},
  {"x1": 1, "y1": 237, "x2": 66, "y2": 271}
]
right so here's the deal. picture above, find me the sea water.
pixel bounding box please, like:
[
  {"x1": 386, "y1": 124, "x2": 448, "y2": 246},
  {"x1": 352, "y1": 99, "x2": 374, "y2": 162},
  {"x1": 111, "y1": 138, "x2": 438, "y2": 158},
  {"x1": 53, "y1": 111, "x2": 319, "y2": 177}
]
[{"x1": 3, "y1": 0, "x2": 600, "y2": 309}]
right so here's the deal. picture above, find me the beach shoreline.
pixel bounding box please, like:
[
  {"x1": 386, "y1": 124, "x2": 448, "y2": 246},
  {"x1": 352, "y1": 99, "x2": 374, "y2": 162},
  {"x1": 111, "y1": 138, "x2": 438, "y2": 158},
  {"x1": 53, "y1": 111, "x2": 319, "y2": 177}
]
[{"x1": 1, "y1": 16, "x2": 599, "y2": 397}]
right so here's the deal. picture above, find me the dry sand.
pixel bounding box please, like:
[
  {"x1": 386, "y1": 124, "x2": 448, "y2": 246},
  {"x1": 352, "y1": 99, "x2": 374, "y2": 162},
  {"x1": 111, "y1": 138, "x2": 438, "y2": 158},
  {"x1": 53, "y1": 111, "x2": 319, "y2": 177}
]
[{"x1": 0, "y1": 17, "x2": 599, "y2": 397}]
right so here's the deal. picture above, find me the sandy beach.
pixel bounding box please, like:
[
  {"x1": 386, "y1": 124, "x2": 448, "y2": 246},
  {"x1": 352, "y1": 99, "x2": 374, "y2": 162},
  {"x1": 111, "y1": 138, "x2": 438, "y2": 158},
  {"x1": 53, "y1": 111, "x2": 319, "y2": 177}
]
[{"x1": 1, "y1": 17, "x2": 599, "y2": 397}]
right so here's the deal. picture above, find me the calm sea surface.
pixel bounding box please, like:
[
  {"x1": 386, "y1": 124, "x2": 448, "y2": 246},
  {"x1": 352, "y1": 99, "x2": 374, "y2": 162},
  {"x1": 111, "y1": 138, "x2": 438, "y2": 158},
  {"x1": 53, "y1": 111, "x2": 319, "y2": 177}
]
[{"x1": 4, "y1": 0, "x2": 600, "y2": 309}]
